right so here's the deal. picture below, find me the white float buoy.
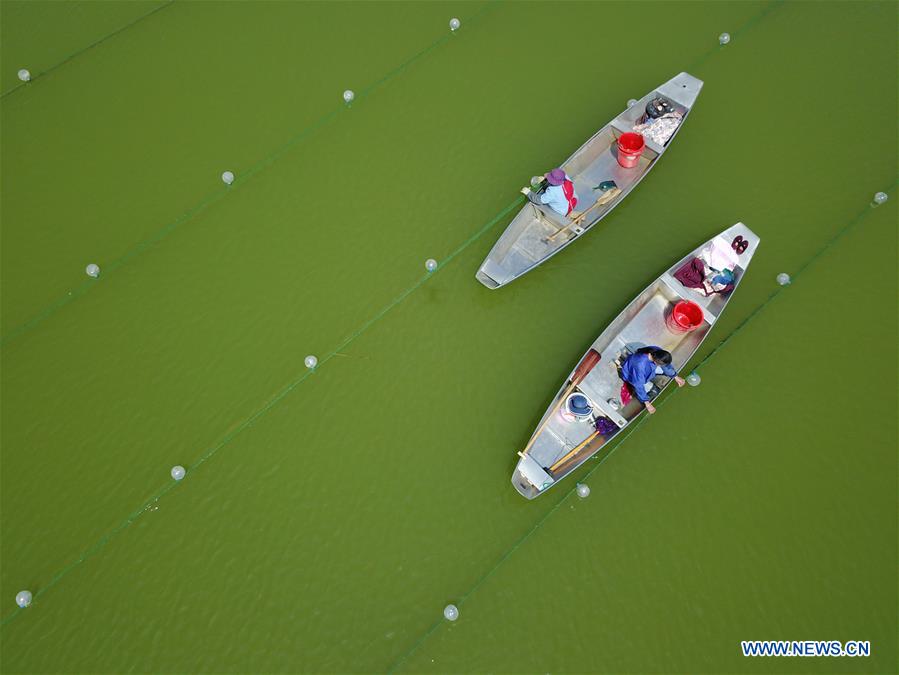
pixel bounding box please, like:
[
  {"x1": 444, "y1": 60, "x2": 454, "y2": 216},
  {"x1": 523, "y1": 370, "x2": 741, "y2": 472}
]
[
  {"x1": 719, "y1": 32, "x2": 731, "y2": 45},
  {"x1": 343, "y1": 90, "x2": 355, "y2": 104},
  {"x1": 171, "y1": 465, "x2": 186, "y2": 481},
  {"x1": 872, "y1": 191, "x2": 888, "y2": 206},
  {"x1": 627, "y1": 98, "x2": 638, "y2": 108},
  {"x1": 576, "y1": 483, "x2": 590, "y2": 499},
  {"x1": 443, "y1": 604, "x2": 459, "y2": 621},
  {"x1": 86, "y1": 264, "x2": 100, "y2": 278},
  {"x1": 304, "y1": 355, "x2": 318, "y2": 369},
  {"x1": 425, "y1": 258, "x2": 438, "y2": 272},
  {"x1": 776, "y1": 272, "x2": 791, "y2": 286},
  {"x1": 449, "y1": 17, "x2": 461, "y2": 31},
  {"x1": 530, "y1": 175, "x2": 543, "y2": 188},
  {"x1": 17, "y1": 69, "x2": 31, "y2": 82},
  {"x1": 686, "y1": 372, "x2": 702, "y2": 387},
  {"x1": 15, "y1": 590, "x2": 32, "y2": 608},
  {"x1": 222, "y1": 171, "x2": 235, "y2": 185}
]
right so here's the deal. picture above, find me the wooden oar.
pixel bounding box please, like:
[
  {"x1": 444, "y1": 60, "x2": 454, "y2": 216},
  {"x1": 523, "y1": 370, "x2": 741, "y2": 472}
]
[
  {"x1": 543, "y1": 187, "x2": 622, "y2": 242},
  {"x1": 520, "y1": 349, "x2": 601, "y2": 457},
  {"x1": 549, "y1": 431, "x2": 600, "y2": 473},
  {"x1": 572, "y1": 187, "x2": 621, "y2": 224}
]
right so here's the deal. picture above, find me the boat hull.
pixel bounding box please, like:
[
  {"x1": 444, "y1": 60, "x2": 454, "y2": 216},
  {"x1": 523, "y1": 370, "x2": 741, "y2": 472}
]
[
  {"x1": 477, "y1": 72, "x2": 703, "y2": 289},
  {"x1": 511, "y1": 223, "x2": 759, "y2": 499}
]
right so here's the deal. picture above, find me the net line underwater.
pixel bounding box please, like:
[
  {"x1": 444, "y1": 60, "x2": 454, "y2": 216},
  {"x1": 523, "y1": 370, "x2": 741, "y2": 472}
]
[
  {"x1": 0, "y1": 0, "x2": 807, "y2": 629},
  {"x1": 2, "y1": 2, "x2": 893, "y2": 666},
  {"x1": 2, "y1": 169, "x2": 892, "y2": 628},
  {"x1": 1, "y1": 0, "x2": 782, "y2": 347}
]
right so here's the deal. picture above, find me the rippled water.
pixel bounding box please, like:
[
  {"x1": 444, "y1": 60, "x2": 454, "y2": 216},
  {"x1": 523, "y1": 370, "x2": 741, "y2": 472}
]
[{"x1": 1, "y1": 1, "x2": 896, "y2": 672}]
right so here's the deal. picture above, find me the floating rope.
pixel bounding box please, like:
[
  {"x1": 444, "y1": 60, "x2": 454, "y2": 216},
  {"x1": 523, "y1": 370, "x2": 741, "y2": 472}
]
[
  {"x1": 384, "y1": 182, "x2": 895, "y2": 673},
  {"x1": 683, "y1": 0, "x2": 784, "y2": 73},
  {"x1": 0, "y1": 194, "x2": 521, "y2": 629},
  {"x1": 0, "y1": 0, "x2": 889, "y2": 653},
  {"x1": 0, "y1": 1, "x2": 502, "y2": 346},
  {"x1": 0, "y1": 1, "x2": 177, "y2": 99}
]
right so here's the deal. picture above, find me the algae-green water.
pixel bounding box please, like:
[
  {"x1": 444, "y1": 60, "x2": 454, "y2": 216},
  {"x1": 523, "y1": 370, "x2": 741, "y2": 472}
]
[{"x1": 1, "y1": 2, "x2": 896, "y2": 673}]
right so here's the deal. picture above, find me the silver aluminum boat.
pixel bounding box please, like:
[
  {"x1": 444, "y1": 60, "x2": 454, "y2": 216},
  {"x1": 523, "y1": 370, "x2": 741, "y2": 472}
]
[
  {"x1": 477, "y1": 72, "x2": 703, "y2": 289},
  {"x1": 512, "y1": 223, "x2": 759, "y2": 499}
]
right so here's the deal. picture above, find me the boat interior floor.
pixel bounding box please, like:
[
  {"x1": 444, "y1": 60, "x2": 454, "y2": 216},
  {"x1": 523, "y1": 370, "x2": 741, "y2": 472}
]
[
  {"x1": 527, "y1": 287, "x2": 711, "y2": 473},
  {"x1": 567, "y1": 140, "x2": 654, "y2": 215},
  {"x1": 503, "y1": 141, "x2": 659, "y2": 267}
]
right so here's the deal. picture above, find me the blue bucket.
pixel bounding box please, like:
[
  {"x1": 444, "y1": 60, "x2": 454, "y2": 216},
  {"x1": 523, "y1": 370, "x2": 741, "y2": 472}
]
[{"x1": 566, "y1": 393, "x2": 594, "y2": 420}]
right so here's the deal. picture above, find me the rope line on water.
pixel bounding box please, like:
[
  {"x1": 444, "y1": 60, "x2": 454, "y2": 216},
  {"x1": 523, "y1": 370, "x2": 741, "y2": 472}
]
[
  {"x1": 692, "y1": 183, "x2": 897, "y2": 374},
  {"x1": 0, "y1": 1, "x2": 502, "y2": 347},
  {"x1": 0, "y1": 0, "x2": 804, "y2": 632},
  {"x1": 684, "y1": 0, "x2": 783, "y2": 73},
  {"x1": 192, "y1": 194, "x2": 523, "y2": 475},
  {"x1": 0, "y1": 0, "x2": 769, "y2": 347},
  {"x1": 0, "y1": 194, "x2": 521, "y2": 629},
  {"x1": 0, "y1": 0, "x2": 881, "y2": 640},
  {"x1": 384, "y1": 183, "x2": 895, "y2": 673},
  {"x1": 0, "y1": 1, "x2": 177, "y2": 99}
]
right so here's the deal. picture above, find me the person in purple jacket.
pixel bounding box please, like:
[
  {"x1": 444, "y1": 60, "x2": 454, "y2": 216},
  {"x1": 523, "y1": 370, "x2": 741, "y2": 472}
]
[{"x1": 620, "y1": 346, "x2": 685, "y2": 414}]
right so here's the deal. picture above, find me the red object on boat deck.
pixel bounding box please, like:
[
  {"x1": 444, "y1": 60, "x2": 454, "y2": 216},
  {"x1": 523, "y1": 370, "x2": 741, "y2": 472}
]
[
  {"x1": 571, "y1": 349, "x2": 601, "y2": 383},
  {"x1": 617, "y1": 132, "x2": 645, "y2": 168},
  {"x1": 665, "y1": 300, "x2": 704, "y2": 333}
]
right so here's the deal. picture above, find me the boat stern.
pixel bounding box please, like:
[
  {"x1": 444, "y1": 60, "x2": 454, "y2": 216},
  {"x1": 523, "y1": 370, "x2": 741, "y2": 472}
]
[
  {"x1": 475, "y1": 268, "x2": 501, "y2": 289},
  {"x1": 511, "y1": 453, "x2": 555, "y2": 499},
  {"x1": 476, "y1": 255, "x2": 516, "y2": 288}
]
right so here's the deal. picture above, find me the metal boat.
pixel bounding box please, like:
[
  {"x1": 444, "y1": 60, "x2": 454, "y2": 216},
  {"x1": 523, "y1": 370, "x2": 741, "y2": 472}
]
[
  {"x1": 511, "y1": 223, "x2": 759, "y2": 499},
  {"x1": 476, "y1": 72, "x2": 703, "y2": 289}
]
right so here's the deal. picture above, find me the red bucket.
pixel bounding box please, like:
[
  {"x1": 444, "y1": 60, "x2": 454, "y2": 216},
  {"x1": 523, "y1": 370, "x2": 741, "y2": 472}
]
[
  {"x1": 666, "y1": 300, "x2": 704, "y2": 333},
  {"x1": 617, "y1": 132, "x2": 645, "y2": 168}
]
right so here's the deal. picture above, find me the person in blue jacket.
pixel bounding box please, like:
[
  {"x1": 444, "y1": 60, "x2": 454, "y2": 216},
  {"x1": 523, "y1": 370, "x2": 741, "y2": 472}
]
[{"x1": 620, "y1": 346, "x2": 685, "y2": 414}]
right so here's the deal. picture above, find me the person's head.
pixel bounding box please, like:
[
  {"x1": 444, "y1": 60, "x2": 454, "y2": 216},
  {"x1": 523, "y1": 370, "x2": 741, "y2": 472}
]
[
  {"x1": 546, "y1": 168, "x2": 566, "y2": 186},
  {"x1": 648, "y1": 348, "x2": 672, "y2": 365},
  {"x1": 637, "y1": 346, "x2": 672, "y2": 365}
]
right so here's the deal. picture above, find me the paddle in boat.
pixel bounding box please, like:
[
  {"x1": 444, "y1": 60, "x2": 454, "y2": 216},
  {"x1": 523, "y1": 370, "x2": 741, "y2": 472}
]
[
  {"x1": 511, "y1": 223, "x2": 759, "y2": 499},
  {"x1": 476, "y1": 72, "x2": 703, "y2": 289}
]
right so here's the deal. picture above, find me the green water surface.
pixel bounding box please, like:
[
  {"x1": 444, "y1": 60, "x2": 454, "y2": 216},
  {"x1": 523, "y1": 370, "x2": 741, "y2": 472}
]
[{"x1": 1, "y1": 1, "x2": 896, "y2": 673}]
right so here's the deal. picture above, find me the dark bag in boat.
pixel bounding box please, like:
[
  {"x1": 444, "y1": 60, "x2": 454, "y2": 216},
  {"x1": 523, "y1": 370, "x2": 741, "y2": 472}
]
[
  {"x1": 673, "y1": 257, "x2": 706, "y2": 289},
  {"x1": 645, "y1": 97, "x2": 675, "y2": 119},
  {"x1": 674, "y1": 257, "x2": 735, "y2": 296},
  {"x1": 594, "y1": 416, "x2": 618, "y2": 436}
]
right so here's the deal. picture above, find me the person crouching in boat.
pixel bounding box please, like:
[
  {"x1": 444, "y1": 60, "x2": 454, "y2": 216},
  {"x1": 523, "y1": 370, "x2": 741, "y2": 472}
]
[
  {"x1": 619, "y1": 347, "x2": 685, "y2": 414},
  {"x1": 520, "y1": 168, "x2": 578, "y2": 217}
]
